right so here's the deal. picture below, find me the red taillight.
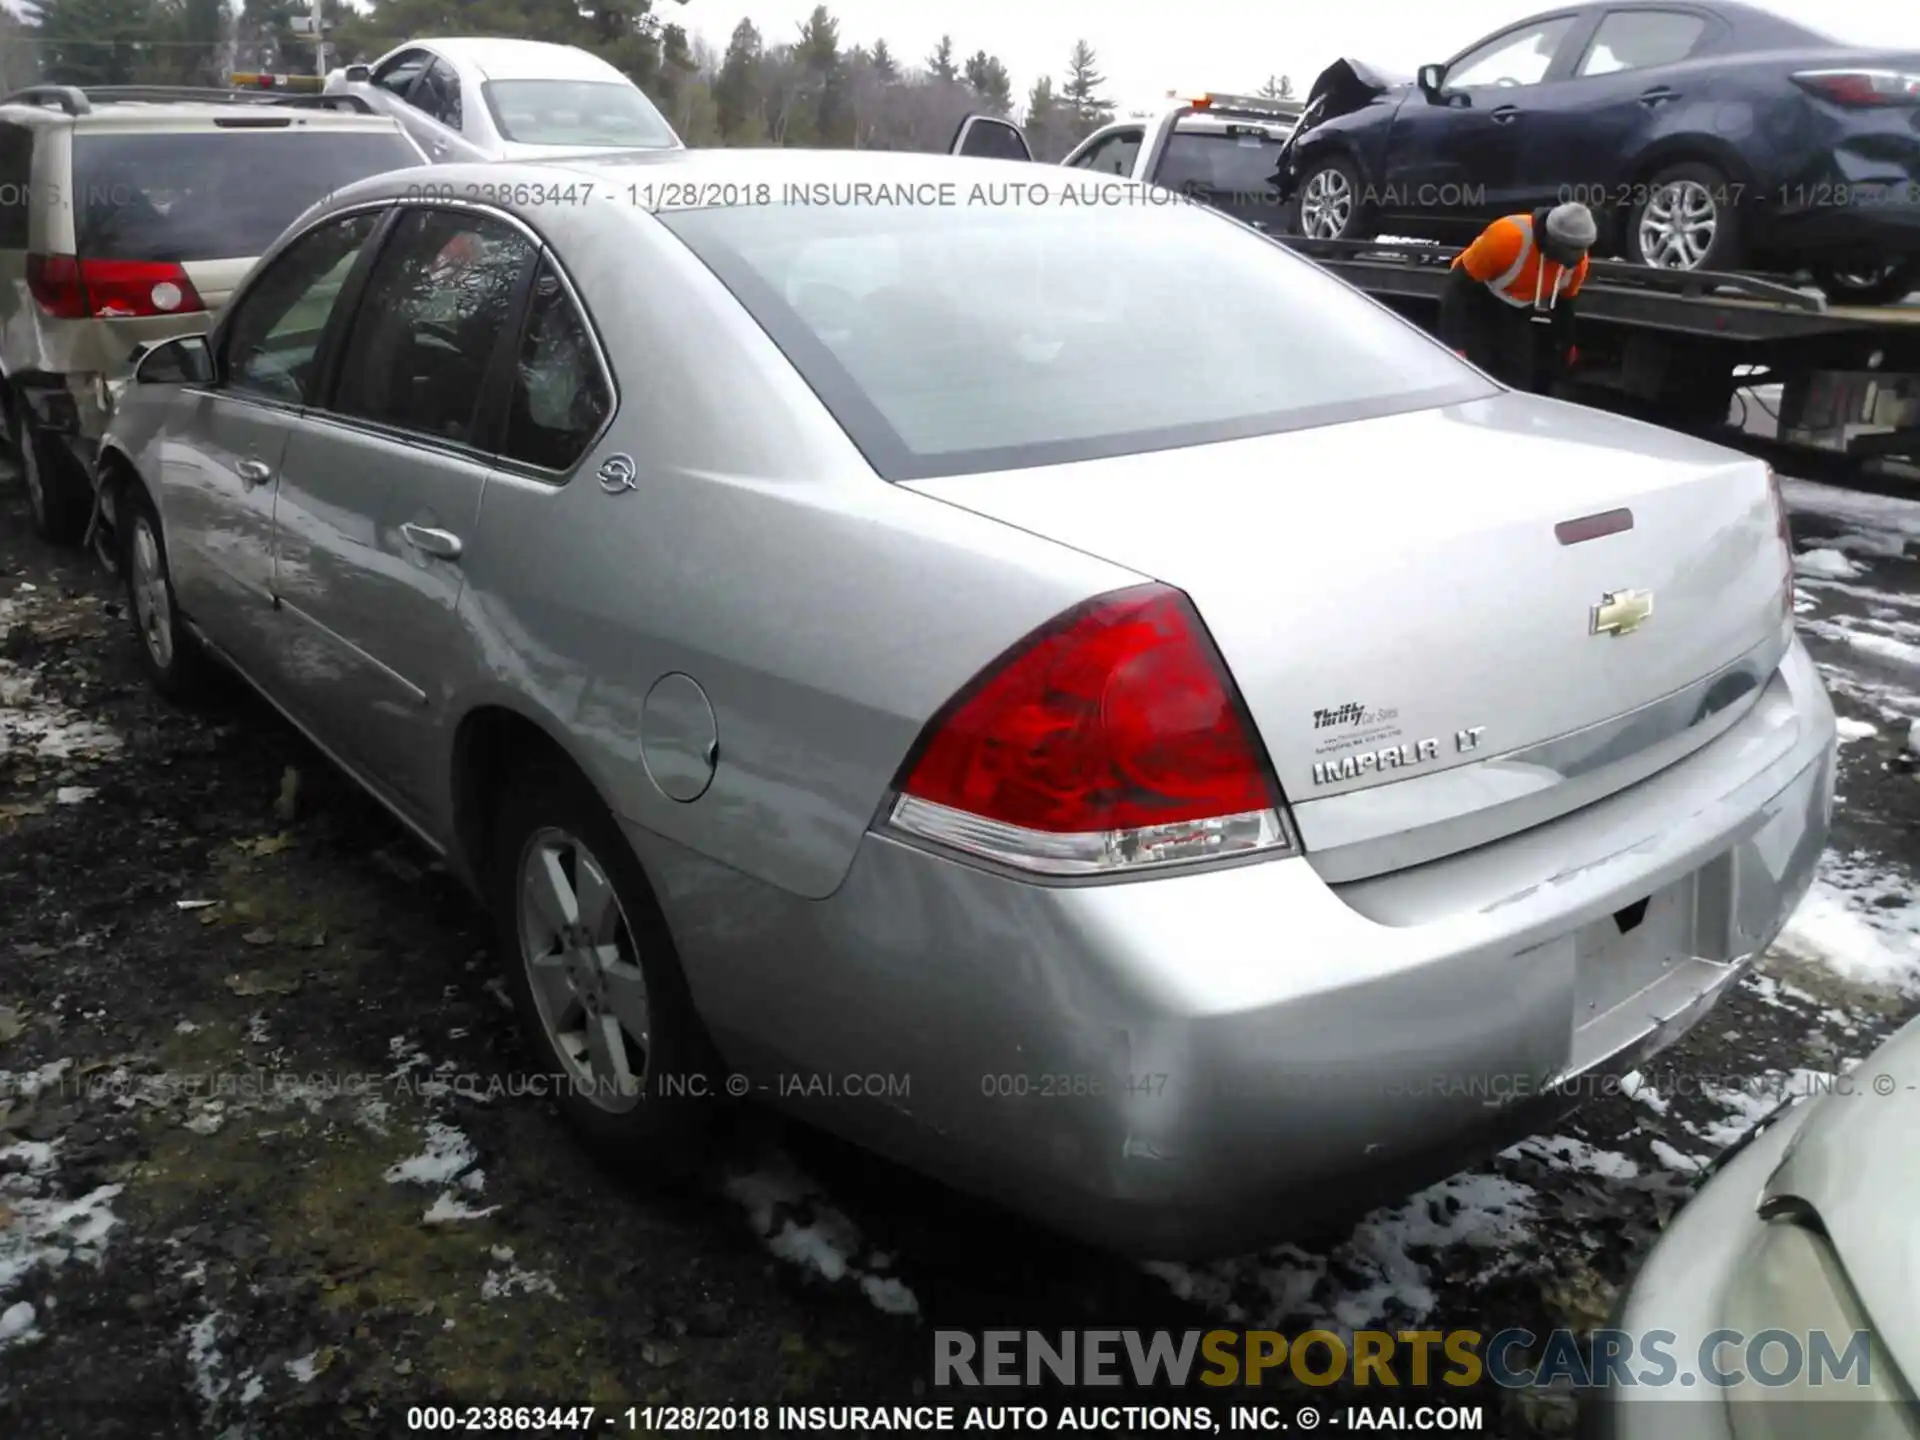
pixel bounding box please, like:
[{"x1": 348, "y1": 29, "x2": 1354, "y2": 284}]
[
  {"x1": 1792, "y1": 69, "x2": 1920, "y2": 106},
  {"x1": 888, "y1": 584, "x2": 1296, "y2": 876},
  {"x1": 26, "y1": 255, "x2": 204, "y2": 320}
]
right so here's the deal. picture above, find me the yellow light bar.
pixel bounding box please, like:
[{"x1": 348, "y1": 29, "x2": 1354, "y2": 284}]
[{"x1": 229, "y1": 72, "x2": 325, "y2": 92}]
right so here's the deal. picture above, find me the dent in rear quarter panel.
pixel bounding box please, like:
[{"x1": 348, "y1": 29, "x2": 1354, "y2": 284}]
[{"x1": 449, "y1": 198, "x2": 1142, "y2": 908}]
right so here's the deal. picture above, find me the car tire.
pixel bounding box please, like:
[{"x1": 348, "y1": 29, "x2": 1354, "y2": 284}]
[
  {"x1": 1810, "y1": 259, "x2": 1917, "y2": 307},
  {"x1": 13, "y1": 405, "x2": 93, "y2": 547},
  {"x1": 120, "y1": 483, "x2": 215, "y2": 704},
  {"x1": 1290, "y1": 155, "x2": 1373, "y2": 241},
  {"x1": 1626, "y1": 161, "x2": 1744, "y2": 273},
  {"x1": 487, "y1": 758, "x2": 723, "y2": 1175}
]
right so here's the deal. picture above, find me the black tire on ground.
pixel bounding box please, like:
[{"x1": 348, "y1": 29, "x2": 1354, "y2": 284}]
[
  {"x1": 487, "y1": 758, "x2": 723, "y2": 1175},
  {"x1": 119, "y1": 481, "x2": 216, "y2": 704},
  {"x1": 13, "y1": 403, "x2": 93, "y2": 546},
  {"x1": 1625, "y1": 161, "x2": 1745, "y2": 273},
  {"x1": 1288, "y1": 154, "x2": 1374, "y2": 241},
  {"x1": 1810, "y1": 259, "x2": 1918, "y2": 307}
]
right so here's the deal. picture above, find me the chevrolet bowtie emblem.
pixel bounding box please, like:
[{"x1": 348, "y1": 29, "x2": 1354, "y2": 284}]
[{"x1": 1591, "y1": 588, "x2": 1653, "y2": 637}]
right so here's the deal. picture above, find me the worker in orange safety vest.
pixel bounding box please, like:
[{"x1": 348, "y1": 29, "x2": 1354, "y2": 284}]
[{"x1": 1439, "y1": 202, "x2": 1597, "y2": 393}]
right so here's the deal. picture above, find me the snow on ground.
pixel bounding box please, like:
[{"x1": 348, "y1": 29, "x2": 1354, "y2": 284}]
[
  {"x1": 1800, "y1": 616, "x2": 1920, "y2": 668},
  {"x1": 1775, "y1": 852, "x2": 1920, "y2": 995},
  {"x1": 723, "y1": 1153, "x2": 921, "y2": 1318},
  {"x1": 1781, "y1": 478, "x2": 1920, "y2": 546},
  {"x1": 1503, "y1": 1134, "x2": 1639, "y2": 1180},
  {"x1": 0, "y1": 596, "x2": 123, "y2": 765},
  {"x1": 0, "y1": 1132, "x2": 124, "y2": 1347},
  {"x1": 1835, "y1": 717, "x2": 1878, "y2": 743},
  {"x1": 1795, "y1": 548, "x2": 1862, "y2": 580},
  {"x1": 1145, "y1": 1171, "x2": 1539, "y2": 1330},
  {"x1": 1799, "y1": 577, "x2": 1920, "y2": 611},
  {"x1": 479, "y1": 1244, "x2": 561, "y2": 1301}
]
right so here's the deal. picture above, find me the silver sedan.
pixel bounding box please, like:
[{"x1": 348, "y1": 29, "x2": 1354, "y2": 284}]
[
  {"x1": 325, "y1": 37, "x2": 682, "y2": 163},
  {"x1": 97, "y1": 149, "x2": 1836, "y2": 1259}
]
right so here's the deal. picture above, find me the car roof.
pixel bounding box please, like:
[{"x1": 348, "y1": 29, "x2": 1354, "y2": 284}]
[
  {"x1": 414, "y1": 37, "x2": 632, "y2": 84},
  {"x1": 0, "y1": 94, "x2": 408, "y2": 132}
]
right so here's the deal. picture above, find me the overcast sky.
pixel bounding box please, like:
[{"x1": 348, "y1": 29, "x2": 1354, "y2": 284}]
[{"x1": 679, "y1": 0, "x2": 1918, "y2": 114}]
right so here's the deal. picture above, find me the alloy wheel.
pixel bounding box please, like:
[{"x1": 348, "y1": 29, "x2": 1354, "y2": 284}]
[
  {"x1": 130, "y1": 516, "x2": 174, "y2": 670},
  {"x1": 1299, "y1": 167, "x2": 1354, "y2": 239},
  {"x1": 516, "y1": 827, "x2": 651, "y2": 1114},
  {"x1": 1638, "y1": 180, "x2": 1717, "y2": 269}
]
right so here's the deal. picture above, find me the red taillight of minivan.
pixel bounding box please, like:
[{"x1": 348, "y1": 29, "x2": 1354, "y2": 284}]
[
  {"x1": 887, "y1": 584, "x2": 1298, "y2": 876},
  {"x1": 27, "y1": 255, "x2": 205, "y2": 320}
]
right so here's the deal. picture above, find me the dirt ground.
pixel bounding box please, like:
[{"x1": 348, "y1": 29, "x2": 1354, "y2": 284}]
[{"x1": 2, "y1": 453, "x2": 1917, "y2": 1440}]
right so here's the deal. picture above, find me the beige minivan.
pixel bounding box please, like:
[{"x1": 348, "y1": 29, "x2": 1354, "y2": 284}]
[{"x1": 0, "y1": 84, "x2": 425, "y2": 546}]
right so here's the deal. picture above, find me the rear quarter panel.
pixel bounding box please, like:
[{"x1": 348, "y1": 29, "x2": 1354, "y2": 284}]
[{"x1": 444, "y1": 198, "x2": 1143, "y2": 901}]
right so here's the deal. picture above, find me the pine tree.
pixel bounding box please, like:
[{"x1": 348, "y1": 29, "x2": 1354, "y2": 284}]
[
  {"x1": 962, "y1": 49, "x2": 1010, "y2": 114},
  {"x1": 869, "y1": 35, "x2": 896, "y2": 82},
  {"x1": 1061, "y1": 39, "x2": 1112, "y2": 132},
  {"x1": 713, "y1": 17, "x2": 764, "y2": 143},
  {"x1": 926, "y1": 34, "x2": 955, "y2": 83}
]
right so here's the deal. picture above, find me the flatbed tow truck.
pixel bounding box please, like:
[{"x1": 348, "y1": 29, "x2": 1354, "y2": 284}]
[{"x1": 953, "y1": 93, "x2": 1920, "y2": 488}]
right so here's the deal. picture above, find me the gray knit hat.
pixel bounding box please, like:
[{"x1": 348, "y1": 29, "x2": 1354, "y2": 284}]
[{"x1": 1545, "y1": 201, "x2": 1597, "y2": 251}]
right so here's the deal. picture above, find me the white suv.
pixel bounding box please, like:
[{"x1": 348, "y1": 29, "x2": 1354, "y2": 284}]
[{"x1": 0, "y1": 84, "x2": 425, "y2": 545}]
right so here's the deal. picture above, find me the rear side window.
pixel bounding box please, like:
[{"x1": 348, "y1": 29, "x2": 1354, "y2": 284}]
[
  {"x1": 482, "y1": 80, "x2": 675, "y2": 148},
  {"x1": 72, "y1": 129, "x2": 421, "y2": 263},
  {"x1": 1578, "y1": 11, "x2": 1710, "y2": 75},
  {"x1": 0, "y1": 122, "x2": 34, "y2": 249},
  {"x1": 330, "y1": 207, "x2": 538, "y2": 444},
  {"x1": 1153, "y1": 130, "x2": 1290, "y2": 227},
  {"x1": 660, "y1": 194, "x2": 1493, "y2": 482},
  {"x1": 500, "y1": 259, "x2": 611, "y2": 473}
]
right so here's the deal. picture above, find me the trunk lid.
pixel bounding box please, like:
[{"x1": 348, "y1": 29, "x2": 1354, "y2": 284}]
[{"x1": 908, "y1": 393, "x2": 1789, "y2": 825}]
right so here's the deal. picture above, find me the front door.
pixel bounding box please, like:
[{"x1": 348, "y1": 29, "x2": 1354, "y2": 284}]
[
  {"x1": 1389, "y1": 13, "x2": 1585, "y2": 232},
  {"x1": 267, "y1": 205, "x2": 539, "y2": 820},
  {"x1": 162, "y1": 210, "x2": 384, "y2": 675}
]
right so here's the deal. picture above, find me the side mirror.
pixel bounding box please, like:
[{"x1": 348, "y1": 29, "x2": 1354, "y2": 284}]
[
  {"x1": 1418, "y1": 63, "x2": 1447, "y2": 99},
  {"x1": 344, "y1": 63, "x2": 372, "y2": 83},
  {"x1": 133, "y1": 333, "x2": 214, "y2": 386}
]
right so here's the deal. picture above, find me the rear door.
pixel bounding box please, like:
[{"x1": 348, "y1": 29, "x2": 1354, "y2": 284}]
[
  {"x1": 267, "y1": 205, "x2": 539, "y2": 819},
  {"x1": 1148, "y1": 125, "x2": 1293, "y2": 231},
  {"x1": 1516, "y1": 7, "x2": 1724, "y2": 216},
  {"x1": 161, "y1": 209, "x2": 384, "y2": 675}
]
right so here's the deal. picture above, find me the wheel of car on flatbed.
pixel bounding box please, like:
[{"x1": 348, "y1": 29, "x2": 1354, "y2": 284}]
[
  {"x1": 1810, "y1": 259, "x2": 1918, "y2": 308},
  {"x1": 1289, "y1": 155, "x2": 1373, "y2": 241},
  {"x1": 12, "y1": 404, "x2": 93, "y2": 547},
  {"x1": 120, "y1": 481, "x2": 216, "y2": 704},
  {"x1": 1626, "y1": 161, "x2": 1744, "y2": 273},
  {"x1": 487, "y1": 758, "x2": 723, "y2": 1175}
]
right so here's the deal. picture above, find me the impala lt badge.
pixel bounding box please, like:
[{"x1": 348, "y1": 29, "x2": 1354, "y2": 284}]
[
  {"x1": 1591, "y1": 588, "x2": 1653, "y2": 637},
  {"x1": 597, "y1": 454, "x2": 637, "y2": 494}
]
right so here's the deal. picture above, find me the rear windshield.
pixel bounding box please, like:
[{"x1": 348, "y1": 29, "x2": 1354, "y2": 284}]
[
  {"x1": 73, "y1": 129, "x2": 420, "y2": 262},
  {"x1": 658, "y1": 189, "x2": 1492, "y2": 481},
  {"x1": 1154, "y1": 129, "x2": 1291, "y2": 226},
  {"x1": 481, "y1": 80, "x2": 676, "y2": 149}
]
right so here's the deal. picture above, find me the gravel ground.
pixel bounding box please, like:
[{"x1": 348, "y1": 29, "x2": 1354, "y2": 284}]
[{"x1": 2, "y1": 453, "x2": 1917, "y2": 1440}]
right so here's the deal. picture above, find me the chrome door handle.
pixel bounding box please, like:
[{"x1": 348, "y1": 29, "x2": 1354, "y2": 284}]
[
  {"x1": 1490, "y1": 105, "x2": 1521, "y2": 123},
  {"x1": 401, "y1": 523, "x2": 463, "y2": 560},
  {"x1": 1639, "y1": 87, "x2": 1678, "y2": 107},
  {"x1": 236, "y1": 458, "x2": 272, "y2": 487}
]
